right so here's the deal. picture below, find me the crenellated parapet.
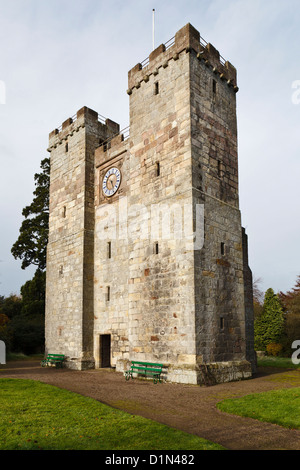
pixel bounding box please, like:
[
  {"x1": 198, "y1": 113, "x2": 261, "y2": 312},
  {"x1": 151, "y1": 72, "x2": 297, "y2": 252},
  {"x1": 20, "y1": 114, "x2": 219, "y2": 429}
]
[
  {"x1": 127, "y1": 23, "x2": 238, "y2": 95},
  {"x1": 47, "y1": 106, "x2": 119, "y2": 152}
]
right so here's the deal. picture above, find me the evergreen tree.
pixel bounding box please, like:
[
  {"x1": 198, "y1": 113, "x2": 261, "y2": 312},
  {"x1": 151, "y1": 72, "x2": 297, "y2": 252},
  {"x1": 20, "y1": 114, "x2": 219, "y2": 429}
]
[
  {"x1": 254, "y1": 288, "x2": 285, "y2": 351},
  {"x1": 11, "y1": 157, "x2": 49, "y2": 271},
  {"x1": 0, "y1": 273, "x2": 46, "y2": 355},
  {"x1": 9, "y1": 157, "x2": 49, "y2": 354},
  {"x1": 20, "y1": 269, "x2": 46, "y2": 317}
]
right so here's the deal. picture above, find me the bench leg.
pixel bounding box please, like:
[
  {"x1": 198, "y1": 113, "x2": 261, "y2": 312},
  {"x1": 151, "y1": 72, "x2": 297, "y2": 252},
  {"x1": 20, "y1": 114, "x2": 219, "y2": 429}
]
[{"x1": 153, "y1": 374, "x2": 162, "y2": 384}]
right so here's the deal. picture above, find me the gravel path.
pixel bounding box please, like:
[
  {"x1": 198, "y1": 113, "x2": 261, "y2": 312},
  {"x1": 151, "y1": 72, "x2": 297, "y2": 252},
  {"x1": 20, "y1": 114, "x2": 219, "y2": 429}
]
[{"x1": 1, "y1": 360, "x2": 300, "y2": 450}]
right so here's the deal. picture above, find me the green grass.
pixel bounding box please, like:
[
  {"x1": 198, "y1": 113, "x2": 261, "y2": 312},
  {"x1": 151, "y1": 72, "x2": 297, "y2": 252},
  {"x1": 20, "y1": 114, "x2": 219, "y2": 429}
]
[
  {"x1": 217, "y1": 387, "x2": 300, "y2": 429},
  {"x1": 0, "y1": 379, "x2": 224, "y2": 450},
  {"x1": 6, "y1": 353, "x2": 44, "y2": 362},
  {"x1": 257, "y1": 356, "x2": 300, "y2": 369}
]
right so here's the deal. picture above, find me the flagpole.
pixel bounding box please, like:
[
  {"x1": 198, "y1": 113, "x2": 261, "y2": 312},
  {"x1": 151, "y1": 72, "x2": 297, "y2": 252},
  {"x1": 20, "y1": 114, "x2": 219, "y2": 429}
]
[{"x1": 152, "y1": 9, "x2": 155, "y2": 51}]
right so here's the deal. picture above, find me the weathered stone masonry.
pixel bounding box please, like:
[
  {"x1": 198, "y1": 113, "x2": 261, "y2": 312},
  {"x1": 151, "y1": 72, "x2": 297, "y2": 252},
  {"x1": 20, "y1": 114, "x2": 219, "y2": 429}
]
[{"x1": 45, "y1": 23, "x2": 256, "y2": 384}]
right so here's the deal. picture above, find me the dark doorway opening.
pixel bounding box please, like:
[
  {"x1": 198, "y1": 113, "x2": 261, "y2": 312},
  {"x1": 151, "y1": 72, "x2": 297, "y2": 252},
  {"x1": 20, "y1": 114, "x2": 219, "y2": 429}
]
[{"x1": 100, "y1": 334, "x2": 111, "y2": 368}]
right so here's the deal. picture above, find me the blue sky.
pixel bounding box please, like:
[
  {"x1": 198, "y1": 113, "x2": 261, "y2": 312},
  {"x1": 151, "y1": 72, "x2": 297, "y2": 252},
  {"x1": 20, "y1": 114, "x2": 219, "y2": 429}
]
[{"x1": 0, "y1": 0, "x2": 299, "y2": 296}]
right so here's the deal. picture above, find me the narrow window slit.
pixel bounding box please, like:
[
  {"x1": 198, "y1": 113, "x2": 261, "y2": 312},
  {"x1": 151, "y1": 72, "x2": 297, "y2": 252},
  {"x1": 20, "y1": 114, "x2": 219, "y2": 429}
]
[
  {"x1": 106, "y1": 286, "x2": 110, "y2": 302},
  {"x1": 212, "y1": 79, "x2": 217, "y2": 94},
  {"x1": 221, "y1": 242, "x2": 225, "y2": 256}
]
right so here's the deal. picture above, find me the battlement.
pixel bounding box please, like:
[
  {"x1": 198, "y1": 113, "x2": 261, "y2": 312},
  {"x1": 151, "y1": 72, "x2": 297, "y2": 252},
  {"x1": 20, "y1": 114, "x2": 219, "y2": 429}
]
[
  {"x1": 127, "y1": 23, "x2": 238, "y2": 94},
  {"x1": 48, "y1": 106, "x2": 120, "y2": 151}
]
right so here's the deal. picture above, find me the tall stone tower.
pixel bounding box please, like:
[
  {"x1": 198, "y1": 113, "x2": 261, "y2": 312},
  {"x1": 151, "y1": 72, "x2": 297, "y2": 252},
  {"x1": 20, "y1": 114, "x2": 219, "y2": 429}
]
[
  {"x1": 45, "y1": 23, "x2": 255, "y2": 384},
  {"x1": 45, "y1": 107, "x2": 119, "y2": 370}
]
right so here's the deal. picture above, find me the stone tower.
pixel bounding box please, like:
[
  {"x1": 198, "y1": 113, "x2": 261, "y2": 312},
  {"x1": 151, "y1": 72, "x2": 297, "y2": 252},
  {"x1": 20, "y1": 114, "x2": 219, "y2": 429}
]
[
  {"x1": 45, "y1": 23, "x2": 255, "y2": 384},
  {"x1": 45, "y1": 107, "x2": 119, "y2": 369}
]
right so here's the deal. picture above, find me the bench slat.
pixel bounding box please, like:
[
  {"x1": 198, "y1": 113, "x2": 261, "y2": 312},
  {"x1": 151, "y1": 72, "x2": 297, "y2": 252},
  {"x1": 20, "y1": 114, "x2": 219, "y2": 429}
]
[
  {"x1": 125, "y1": 360, "x2": 163, "y2": 384},
  {"x1": 130, "y1": 366, "x2": 162, "y2": 373},
  {"x1": 131, "y1": 361, "x2": 163, "y2": 367},
  {"x1": 41, "y1": 354, "x2": 65, "y2": 369}
]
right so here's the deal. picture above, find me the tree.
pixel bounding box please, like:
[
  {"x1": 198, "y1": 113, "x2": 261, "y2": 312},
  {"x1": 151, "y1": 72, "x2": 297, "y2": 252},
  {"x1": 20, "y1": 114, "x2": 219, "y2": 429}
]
[
  {"x1": 11, "y1": 157, "x2": 49, "y2": 271},
  {"x1": 0, "y1": 312, "x2": 11, "y2": 351},
  {"x1": 253, "y1": 276, "x2": 264, "y2": 319},
  {"x1": 254, "y1": 288, "x2": 285, "y2": 351},
  {"x1": 0, "y1": 294, "x2": 22, "y2": 319},
  {"x1": 0, "y1": 297, "x2": 22, "y2": 352},
  {"x1": 279, "y1": 276, "x2": 300, "y2": 355},
  {"x1": 9, "y1": 314, "x2": 44, "y2": 355},
  {"x1": 0, "y1": 274, "x2": 46, "y2": 355},
  {"x1": 21, "y1": 269, "x2": 46, "y2": 317},
  {"x1": 279, "y1": 275, "x2": 300, "y2": 316},
  {"x1": 9, "y1": 157, "x2": 49, "y2": 355}
]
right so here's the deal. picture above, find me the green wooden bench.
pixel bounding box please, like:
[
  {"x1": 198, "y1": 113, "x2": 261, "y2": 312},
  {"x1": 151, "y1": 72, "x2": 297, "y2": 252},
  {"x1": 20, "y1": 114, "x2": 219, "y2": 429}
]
[
  {"x1": 41, "y1": 354, "x2": 65, "y2": 369},
  {"x1": 124, "y1": 361, "x2": 163, "y2": 384}
]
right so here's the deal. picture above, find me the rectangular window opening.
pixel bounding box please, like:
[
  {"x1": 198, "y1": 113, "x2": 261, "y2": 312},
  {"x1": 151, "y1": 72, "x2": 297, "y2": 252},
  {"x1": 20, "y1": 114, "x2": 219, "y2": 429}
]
[
  {"x1": 156, "y1": 161, "x2": 160, "y2": 177},
  {"x1": 221, "y1": 242, "x2": 225, "y2": 256},
  {"x1": 155, "y1": 242, "x2": 159, "y2": 255},
  {"x1": 63, "y1": 206, "x2": 67, "y2": 218},
  {"x1": 106, "y1": 286, "x2": 110, "y2": 302},
  {"x1": 107, "y1": 241, "x2": 112, "y2": 259},
  {"x1": 220, "y1": 317, "x2": 224, "y2": 330},
  {"x1": 65, "y1": 142, "x2": 68, "y2": 152},
  {"x1": 154, "y1": 81, "x2": 159, "y2": 95},
  {"x1": 212, "y1": 79, "x2": 217, "y2": 94}
]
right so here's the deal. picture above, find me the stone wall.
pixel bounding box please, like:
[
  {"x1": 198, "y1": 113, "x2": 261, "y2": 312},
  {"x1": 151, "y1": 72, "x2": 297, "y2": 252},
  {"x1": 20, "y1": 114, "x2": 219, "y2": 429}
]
[
  {"x1": 94, "y1": 134, "x2": 130, "y2": 368},
  {"x1": 127, "y1": 41, "x2": 196, "y2": 368},
  {"x1": 45, "y1": 23, "x2": 255, "y2": 383},
  {"x1": 186, "y1": 28, "x2": 253, "y2": 376}
]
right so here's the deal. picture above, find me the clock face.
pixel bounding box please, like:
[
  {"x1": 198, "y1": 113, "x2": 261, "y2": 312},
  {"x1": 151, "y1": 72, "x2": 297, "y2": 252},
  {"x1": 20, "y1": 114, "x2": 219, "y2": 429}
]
[{"x1": 102, "y1": 167, "x2": 121, "y2": 197}]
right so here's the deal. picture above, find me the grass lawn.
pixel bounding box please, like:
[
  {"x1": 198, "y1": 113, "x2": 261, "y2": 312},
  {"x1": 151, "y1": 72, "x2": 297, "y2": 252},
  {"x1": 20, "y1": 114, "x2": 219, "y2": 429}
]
[
  {"x1": 217, "y1": 387, "x2": 300, "y2": 429},
  {"x1": 257, "y1": 356, "x2": 300, "y2": 369},
  {"x1": 0, "y1": 378, "x2": 224, "y2": 450}
]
